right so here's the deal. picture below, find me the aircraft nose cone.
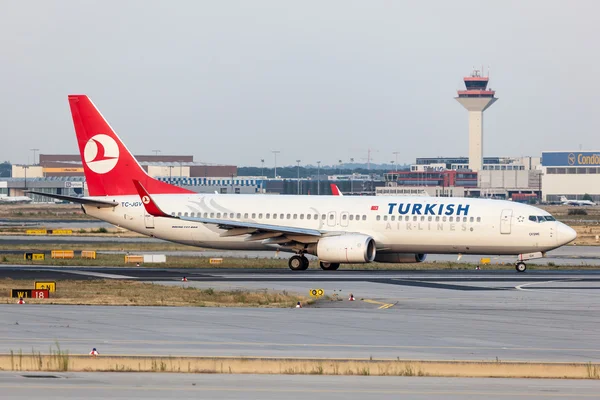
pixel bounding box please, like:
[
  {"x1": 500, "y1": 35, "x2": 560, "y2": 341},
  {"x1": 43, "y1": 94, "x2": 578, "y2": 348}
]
[{"x1": 557, "y1": 223, "x2": 577, "y2": 245}]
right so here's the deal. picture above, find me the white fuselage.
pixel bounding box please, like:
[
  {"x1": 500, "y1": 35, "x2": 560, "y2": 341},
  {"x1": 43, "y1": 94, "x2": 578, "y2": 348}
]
[{"x1": 83, "y1": 194, "x2": 574, "y2": 257}]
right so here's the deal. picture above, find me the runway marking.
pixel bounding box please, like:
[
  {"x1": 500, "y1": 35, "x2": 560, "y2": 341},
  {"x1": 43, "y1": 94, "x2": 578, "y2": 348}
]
[
  {"x1": 0, "y1": 384, "x2": 597, "y2": 397},
  {"x1": 362, "y1": 299, "x2": 395, "y2": 309},
  {"x1": 49, "y1": 269, "x2": 136, "y2": 279},
  {"x1": 514, "y1": 278, "x2": 600, "y2": 296}
]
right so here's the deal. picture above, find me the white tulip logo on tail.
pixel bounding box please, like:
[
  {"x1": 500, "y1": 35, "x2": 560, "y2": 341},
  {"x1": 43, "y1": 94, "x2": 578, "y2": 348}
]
[{"x1": 84, "y1": 135, "x2": 119, "y2": 174}]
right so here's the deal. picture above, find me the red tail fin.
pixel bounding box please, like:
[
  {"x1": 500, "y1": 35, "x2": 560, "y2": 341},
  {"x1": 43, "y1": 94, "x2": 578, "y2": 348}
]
[{"x1": 68, "y1": 95, "x2": 193, "y2": 196}]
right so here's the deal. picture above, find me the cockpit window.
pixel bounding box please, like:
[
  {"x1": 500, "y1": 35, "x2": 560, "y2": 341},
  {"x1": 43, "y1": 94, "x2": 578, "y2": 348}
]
[{"x1": 529, "y1": 215, "x2": 555, "y2": 223}]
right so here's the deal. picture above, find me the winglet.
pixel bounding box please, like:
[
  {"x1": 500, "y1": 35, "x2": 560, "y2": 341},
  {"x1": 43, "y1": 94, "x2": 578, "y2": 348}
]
[
  {"x1": 330, "y1": 183, "x2": 343, "y2": 196},
  {"x1": 132, "y1": 180, "x2": 173, "y2": 218}
]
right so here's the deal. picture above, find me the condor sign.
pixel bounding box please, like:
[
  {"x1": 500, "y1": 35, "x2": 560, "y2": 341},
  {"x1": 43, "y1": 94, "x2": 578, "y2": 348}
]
[{"x1": 543, "y1": 151, "x2": 600, "y2": 167}]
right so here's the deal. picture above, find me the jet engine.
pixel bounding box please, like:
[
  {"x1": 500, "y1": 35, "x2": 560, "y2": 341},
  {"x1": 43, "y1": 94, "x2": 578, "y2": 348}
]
[
  {"x1": 374, "y1": 253, "x2": 427, "y2": 263},
  {"x1": 307, "y1": 234, "x2": 376, "y2": 263}
]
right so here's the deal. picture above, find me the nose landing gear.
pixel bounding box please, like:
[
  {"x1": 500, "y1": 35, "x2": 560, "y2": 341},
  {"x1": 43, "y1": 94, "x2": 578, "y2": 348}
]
[{"x1": 288, "y1": 254, "x2": 309, "y2": 271}]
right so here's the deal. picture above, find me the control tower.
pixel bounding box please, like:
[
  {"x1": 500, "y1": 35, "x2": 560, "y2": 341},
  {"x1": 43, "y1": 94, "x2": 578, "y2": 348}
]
[{"x1": 455, "y1": 69, "x2": 497, "y2": 172}]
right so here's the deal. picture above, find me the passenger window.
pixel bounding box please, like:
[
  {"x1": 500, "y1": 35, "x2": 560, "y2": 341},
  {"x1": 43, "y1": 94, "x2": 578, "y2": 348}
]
[
  {"x1": 355, "y1": 215, "x2": 360, "y2": 220},
  {"x1": 287, "y1": 214, "x2": 291, "y2": 219},
  {"x1": 322, "y1": 214, "x2": 326, "y2": 220},
  {"x1": 171, "y1": 212, "x2": 175, "y2": 216},
  {"x1": 470, "y1": 217, "x2": 474, "y2": 223},
  {"x1": 405, "y1": 216, "x2": 409, "y2": 221},
  {"x1": 428, "y1": 216, "x2": 432, "y2": 222},
  {"x1": 230, "y1": 213, "x2": 234, "y2": 218},
  {"x1": 435, "y1": 216, "x2": 440, "y2": 222},
  {"x1": 314, "y1": 214, "x2": 318, "y2": 220},
  {"x1": 307, "y1": 214, "x2": 311, "y2": 220},
  {"x1": 273, "y1": 214, "x2": 277, "y2": 219},
  {"x1": 280, "y1": 214, "x2": 284, "y2": 219},
  {"x1": 413, "y1": 216, "x2": 417, "y2": 222},
  {"x1": 266, "y1": 213, "x2": 270, "y2": 219},
  {"x1": 177, "y1": 212, "x2": 182, "y2": 216},
  {"x1": 362, "y1": 215, "x2": 366, "y2": 221},
  {"x1": 477, "y1": 217, "x2": 481, "y2": 222},
  {"x1": 463, "y1": 217, "x2": 467, "y2": 222},
  {"x1": 210, "y1": 212, "x2": 214, "y2": 218},
  {"x1": 300, "y1": 214, "x2": 304, "y2": 220},
  {"x1": 442, "y1": 216, "x2": 447, "y2": 222},
  {"x1": 251, "y1": 213, "x2": 256, "y2": 219},
  {"x1": 349, "y1": 215, "x2": 354, "y2": 221},
  {"x1": 329, "y1": 214, "x2": 334, "y2": 220},
  {"x1": 258, "y1": 213, "x2": 263, "y2": 219},
  {"x1": 217, "y1": 213, "x2": 221, "y2": 218},
  {"x1": 376, "y1": 215, "x2": 381, "y2": 221},
  {"x1": 449, "y1": 216, "x2": 453, "y2": 222},
  {"x1": 203, "y1": 212, "x2": 208, "y2": 218},
  {"x1": 342, "y1": 214, "x2": 347, "y2": 220},
  {"x1": 293, "y1": 214, "x2": 298, "y2": 219},
  {"x1": 420, "y1": 216, "x2": 425, "y2": 222},
  {"x1": 383, "y1": 216, "x2": 388, "y2": 221},
  {"x1": 237, "y1": 213, "x2": 241, "y2": 218},
  {"x1": 391, "y1": 216, "x2": 395, "y2": 221}
]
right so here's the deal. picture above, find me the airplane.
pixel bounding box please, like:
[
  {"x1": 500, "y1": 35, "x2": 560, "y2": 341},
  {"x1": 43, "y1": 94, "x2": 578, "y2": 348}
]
[
  {"x1": 560, "y1": 196, "x2": 596, "y2": 206},
  {"x1": 0, "y1": 195, "x2": 32, "y2": 204},
  {"x1": 29, "y1": 95, "x2": 577, "y2": 273}
]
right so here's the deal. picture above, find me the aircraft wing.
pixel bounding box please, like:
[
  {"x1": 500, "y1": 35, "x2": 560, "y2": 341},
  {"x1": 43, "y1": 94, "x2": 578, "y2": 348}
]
[{"x1": 132, "y1": 180, "x2": 323, "y2": 239}]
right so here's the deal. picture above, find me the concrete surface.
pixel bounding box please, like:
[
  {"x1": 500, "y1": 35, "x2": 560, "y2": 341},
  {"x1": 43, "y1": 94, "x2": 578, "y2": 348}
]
[{"x1": 0, "y1": 372, "x2": 598, "y2": 400}]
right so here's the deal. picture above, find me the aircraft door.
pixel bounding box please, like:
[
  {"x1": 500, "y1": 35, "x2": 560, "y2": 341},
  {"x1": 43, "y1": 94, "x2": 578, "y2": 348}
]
[
  {"x1": 145, "y1": 214, "x2": 155, "y2": 229},
  {"x1": 500, "y1": 209, "x2": 512, "y2": 234},
  {"x1": 340, "y1": 211, "x2": 349, "y2": 227},
  {"x1": 327, "y1": 211, "x2": 336, "y2": 227}
]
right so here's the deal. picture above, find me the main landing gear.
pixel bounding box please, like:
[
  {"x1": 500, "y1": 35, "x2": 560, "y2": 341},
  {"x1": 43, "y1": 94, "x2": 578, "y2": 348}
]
[
  {"x1": 288, "y1": 255, "x2": 309, "y2": 271},
  {"x1": 319, "y1": 261, "x2": 340, "y2": 271}
]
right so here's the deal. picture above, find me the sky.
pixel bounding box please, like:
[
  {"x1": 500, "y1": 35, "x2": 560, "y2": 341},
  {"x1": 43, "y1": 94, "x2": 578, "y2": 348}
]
[{"x1": 0, "y1": 0, "x2": 598, "y2": 167}]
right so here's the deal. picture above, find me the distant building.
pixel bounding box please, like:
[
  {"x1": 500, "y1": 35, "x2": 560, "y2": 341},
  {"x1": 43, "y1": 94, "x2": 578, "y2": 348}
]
[{"x1": 541, "y1": 151, "x2": 600, "y2": 202}]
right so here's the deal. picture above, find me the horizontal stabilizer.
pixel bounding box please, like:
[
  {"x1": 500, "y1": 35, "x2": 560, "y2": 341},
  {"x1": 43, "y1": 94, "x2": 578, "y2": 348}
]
[{"x1": 26, "y1": 191, "x2": 118, "y2": 208}]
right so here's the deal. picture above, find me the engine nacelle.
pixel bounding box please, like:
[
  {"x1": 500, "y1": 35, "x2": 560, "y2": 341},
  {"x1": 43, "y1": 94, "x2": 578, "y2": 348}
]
[
  {"x1": 374, "y1": 253, "x2": 427, "y2": 263},
  {"x1": 308, "y1": 234, "x2": 376, "y2": 263}
]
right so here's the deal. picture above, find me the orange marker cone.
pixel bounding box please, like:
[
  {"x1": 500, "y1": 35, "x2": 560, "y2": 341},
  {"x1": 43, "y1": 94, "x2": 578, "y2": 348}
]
[{"x1": 17, "y1": 298, "x2": 25, "y2": 304}]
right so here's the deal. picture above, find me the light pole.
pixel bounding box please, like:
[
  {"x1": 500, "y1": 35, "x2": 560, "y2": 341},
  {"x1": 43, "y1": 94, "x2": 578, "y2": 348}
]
[
  {"x1": 349, "y1": 158, "x2": 354, "y2": 194},
  {"x1": 260, "y1": 159, "x2": 265, "y2": 177},
  {"x1": 296, "y1": 160, "x2": 301, "y2": 195},
  {"x1": 317, "y1": 161, "x2": 321, "y2": 195},
  {"x1": 272, "y1": 151, "x2": 280, "y2": 179},
  {"x1": 152, "y1": 150, "x2": 161, "y2": 156},
  {"x1": 30, "y1": 149, "x2": 39, "y2": 165},
  {"x1": 393, "y1": 151, "x2": 400, "y2": 166}
]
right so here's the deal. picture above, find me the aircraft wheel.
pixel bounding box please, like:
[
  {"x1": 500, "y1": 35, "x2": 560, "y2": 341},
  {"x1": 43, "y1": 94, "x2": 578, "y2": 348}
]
[
  {"x1": 515, "y1": 262, "x2": 527, "y2": 273},
  {"x1": 300, "y1": 256, "x2": 310, "y2": 270},
  {"x1": 320, "y1": 261, "x2": 340, "y2": 271},
  {"x1": 289, "y1": 255, "x2": 306, "y2": 271}
]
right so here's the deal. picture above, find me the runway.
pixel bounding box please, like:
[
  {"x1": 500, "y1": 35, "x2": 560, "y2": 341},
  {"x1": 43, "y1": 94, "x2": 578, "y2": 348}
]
[
  {"x1": 1, "y1": 373, "x2": 598, "y2": 400},
  {"x1": 1, "y1": 267, "x2": 600, "y2": 362}
]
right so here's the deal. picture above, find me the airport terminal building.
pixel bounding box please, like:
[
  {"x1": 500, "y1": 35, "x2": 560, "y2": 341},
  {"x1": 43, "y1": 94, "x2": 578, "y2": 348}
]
[{"x1": 541, "y1": 151, "x2": 600, "y2": 202}]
